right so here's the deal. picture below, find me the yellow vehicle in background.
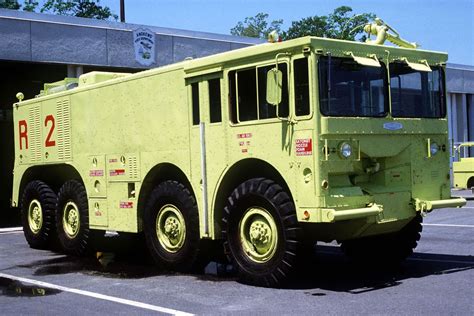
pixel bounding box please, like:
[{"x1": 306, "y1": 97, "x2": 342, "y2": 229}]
[
  {"x1": 453, "y1": 142, "x2": 474, "y2": 189},
  {"x1": 11, "y1": 19, "x2": 465, "y2": 287}
]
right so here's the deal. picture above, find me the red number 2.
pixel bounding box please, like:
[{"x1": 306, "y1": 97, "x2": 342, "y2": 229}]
[{"x1": 45, "y1": 115, "x2": 56, "y2": 147}]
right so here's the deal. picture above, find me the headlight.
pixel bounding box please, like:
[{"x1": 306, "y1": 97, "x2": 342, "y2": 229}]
[
  {"x1": 340, "y1": 142, "x2": 352, "y2": 158},
  {"x1": 430, "y1": 142, "x2": 439, "y2": 156}
]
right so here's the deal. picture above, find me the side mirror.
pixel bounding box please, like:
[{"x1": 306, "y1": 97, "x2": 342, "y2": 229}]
[{"x1": 266, "y1": 68, "x2": 282, "y2": 106}]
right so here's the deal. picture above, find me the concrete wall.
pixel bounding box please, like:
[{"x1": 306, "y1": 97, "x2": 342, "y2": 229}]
[
  {"x1": 0, "y1": 9, "x2": 262, "y2": 69},
  {"x1": 447, "y1": 64, "x2": 474, "y2": 94}
]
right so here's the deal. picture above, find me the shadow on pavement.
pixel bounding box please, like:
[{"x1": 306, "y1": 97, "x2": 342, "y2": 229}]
[
  {"x1": 16, "y1": 233, "x2": 159, "y2": 279},
  {"x1": 0, "y1": 276, "x2": 61, "y2": 297},
  {"x1": 286, "y1": 245, "x2": 474, "y2": 293},
  {"x1": 0, "y1": 207, "x2": 20, "y2": 228},
  {"x1": 13, "y1": 241, "x2": 474, "y2": 292}
]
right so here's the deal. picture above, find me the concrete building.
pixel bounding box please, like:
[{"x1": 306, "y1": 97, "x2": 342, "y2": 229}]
[{"x1": 446, "y1": 64, "x2": 474, "y2": 155}]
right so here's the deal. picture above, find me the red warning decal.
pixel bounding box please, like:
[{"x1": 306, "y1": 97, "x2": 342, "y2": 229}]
[
  {"x1": 109, "y1": 169, "x2": 125, "y2": 176},
  {"x1": 296, "y1": 139, "x2": 313, "y2": 156},
  {"x1": 89, "y1": 170, "x2": 104, "y2": 177},
  {"x1": 237, "y1": 133, "x2": 252, "y2": 139},
  {"x1": 120, "y1": 201, "x2": 133, "y2": 209}
]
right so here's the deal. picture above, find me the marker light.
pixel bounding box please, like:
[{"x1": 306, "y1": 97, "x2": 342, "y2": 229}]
[
  {"x1": 340, "y1": 142, "x2": 352, "y2": 158},
  {"x1": 430, "y1": 142, "x2": 439, "y2": 156}
]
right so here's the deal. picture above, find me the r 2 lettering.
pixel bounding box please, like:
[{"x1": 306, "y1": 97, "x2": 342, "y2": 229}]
[
  {"x1": 44, "y1": 115, "x2": 56, "y2": 147},
  {"x1": 18, "y1": 115, "x2": 57, "y2": 150}
]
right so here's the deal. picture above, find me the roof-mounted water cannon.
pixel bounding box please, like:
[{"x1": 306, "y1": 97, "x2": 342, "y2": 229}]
[{"x1": 364, "y1": 18, "x2": 418, "y2": 49}]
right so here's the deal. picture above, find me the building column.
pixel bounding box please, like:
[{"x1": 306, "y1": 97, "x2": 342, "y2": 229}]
[
  {"x1": 460, "y1": 94, "x2": 468, "y2": 141},
  {"x1": 67, "y1": 65, "x2": 83, "y2": 78},
  {"x1": 468, "y1": 94, "x2": 474, "y2": 156},
  {"x1": 460, "y1": 94, "x2": 468, "y2": 157},
  {"x1": 447, "y1": 92, "x2": 453, "y2": 143},
  {"x1": 75, "y1": 65, "x2": 83, "y2": 77},
  {"x1": 450, "y1": 93, "x2": 458, "y2": 144}
]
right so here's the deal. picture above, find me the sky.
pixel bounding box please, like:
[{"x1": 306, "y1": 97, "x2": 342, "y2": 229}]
[{"x1": 49, "y1": 0, "x2": 474, "y2": 65}]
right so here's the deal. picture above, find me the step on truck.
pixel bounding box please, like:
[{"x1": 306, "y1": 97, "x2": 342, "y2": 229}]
[{"x1": 11, "y1": 19, "x2": 466, "y2": 287}]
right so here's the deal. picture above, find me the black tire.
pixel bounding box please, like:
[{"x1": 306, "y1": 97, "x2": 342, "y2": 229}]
[
  {"x1": 20, "y1": 180, "x2": 57, "y2": 249},
  {"x1": 340, "y1": 214, "x2": 423, "y2": 265},
  {"x1": 144, "y1": 180, "x2": 204, "y2": 272},
  {"x1": 56, "y1": 180, "x2": 93, "y2": 256},
  {"x1": 222, "y1": 178, "x2": 302, "y2": 287}
]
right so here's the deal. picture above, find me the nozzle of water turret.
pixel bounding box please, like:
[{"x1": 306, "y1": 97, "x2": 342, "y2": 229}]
[{"x1": 364, "y1": 17, "x2": 419, "y2": 49}]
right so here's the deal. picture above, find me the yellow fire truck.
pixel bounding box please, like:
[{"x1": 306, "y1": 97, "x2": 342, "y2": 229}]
[
  {"x1": 453, "y1": 142, "x2": 474, "y2": 189},
  {"x1": 11, "y1": 20, "x2": 465, "y2": 287}
]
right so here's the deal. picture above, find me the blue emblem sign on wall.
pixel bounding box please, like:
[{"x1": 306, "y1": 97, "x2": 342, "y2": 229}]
[{"x1": 133, "y1": 28, "x2": 156, "y2": 66}]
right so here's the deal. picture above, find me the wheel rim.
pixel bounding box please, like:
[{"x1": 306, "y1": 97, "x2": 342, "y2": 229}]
[
  {"x1": 239, "y1": 207, "x2": 278, "y2": 263},
  {"x1": 62, "y1": 201, "x2": 80, "y2": 239},
  {"x1": 156, "y1": 204, "x2": 186, "y2": 253},
  {"x1": 28, "y1": 199, "x2": 43, "y2": 234}
]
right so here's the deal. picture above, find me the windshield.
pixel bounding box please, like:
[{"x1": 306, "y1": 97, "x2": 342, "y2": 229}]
[
  {"x1": 390, "y1": 63, "x2": 445, "y2": 118},
  {"x1": 319, "y1": 56, "x2": 387, "y2": 117}
]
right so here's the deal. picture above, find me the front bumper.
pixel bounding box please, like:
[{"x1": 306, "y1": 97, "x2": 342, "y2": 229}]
[
  {"x1": 304, "y1": 197, "x2": 466, "y2": 223},
  {"x1": 320, "y1": 204, "x2": 382, "y2": 223},
  {"x1": 414, "y1": 197, "x2": 466, "y2": 212}
]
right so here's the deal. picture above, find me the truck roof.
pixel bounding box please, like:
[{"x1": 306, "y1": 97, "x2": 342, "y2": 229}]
[
  {"x1": 14, "y1": 35, "x2": 448, "y2": 106},
  {"x1": 184, "y1": 36, "x2": 447, "y2": 75}
]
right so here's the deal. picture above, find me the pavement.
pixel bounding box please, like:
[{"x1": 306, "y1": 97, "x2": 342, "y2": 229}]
[
  {"x1": 0, "y1": 201, "x2": 473, "y2": 315},
  {"x1": 451, "y1": 188, "x2": 474, "y2": 200}
]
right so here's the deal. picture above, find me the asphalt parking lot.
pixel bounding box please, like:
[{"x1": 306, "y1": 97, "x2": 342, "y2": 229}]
[{"x1": 1, "y1": 197, "x2": 473, "y2": 315}]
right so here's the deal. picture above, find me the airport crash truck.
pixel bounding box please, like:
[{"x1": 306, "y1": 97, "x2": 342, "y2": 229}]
[
  {"x1": 453, "y1": 142, "x2": 474, "y2": 189},
  {"x1": 11, "y1": 23, "x2": 466, "y2": 287}
]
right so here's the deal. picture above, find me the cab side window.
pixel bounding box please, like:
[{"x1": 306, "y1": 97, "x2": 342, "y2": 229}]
[
  {"x1": 294, "y1": 58, "x2": 310, "y2": 116},
  {"x1": 236, "y1": 69, "x2": 258, "y2": 121},
  {"x1": 208, "y1": 78, "x2": 222, "y2": 123},
  {"x1": 229, "y1": 63, "x2": 288, "y2": 123},
  {"x1": 191, "y1": 82, "x2": 200, "y2": 125}
]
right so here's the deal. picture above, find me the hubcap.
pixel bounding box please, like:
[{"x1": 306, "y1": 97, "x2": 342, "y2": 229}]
[
  {"x1": 62, "y1": 201, "x2": 80, "y2": 239},
  {"x1": 239, "y1": 207, "x2": 278, "y2": 263},
  {"x1": 156, "y1": 204, "x2": 186, "y2": 253},
  {"x1": 28, "y1": 199, "x2": 43, "y2": 234}
]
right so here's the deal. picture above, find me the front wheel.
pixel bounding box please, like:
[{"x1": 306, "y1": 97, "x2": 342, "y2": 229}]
[
  {"x1": 222, "y1": 178, "x2": 302, "y2": 287},
  {"x1": 20, "y1": 180, "x2": 57, "y2": 249},
  {"x1": 144, "y1": 180, "x2": 204, "y2": 272},
  {"x1": 56, "y1": 180, "x2": 93, "y2": 256}
]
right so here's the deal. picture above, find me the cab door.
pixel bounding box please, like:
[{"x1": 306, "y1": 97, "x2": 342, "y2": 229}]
[{"x1": 188, "y1": 73, "x2": 227, "y2": 238}]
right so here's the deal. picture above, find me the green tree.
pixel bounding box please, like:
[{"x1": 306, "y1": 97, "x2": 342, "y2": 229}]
[
  {"x1": 0, "y1": 0, "x2": 21, "y2": 10},
  {"x1": 282, "y1": 16, "x2": 328, "y2": 39},
  {"x1": 23, "y1": 0, "x2": 38, "y2": 12},
  {"x1": 41, "y1": 0, "x2": 117, "y2": 20},
  {"x1": 0, "y1": 0, "x2": 116, "y2": 20},
  {"x1": 283, "y1": 6, "x2": 375, "y2": 41},
  {"x1": 230, "y1": 12, "x2": 283, "y2": 39}
]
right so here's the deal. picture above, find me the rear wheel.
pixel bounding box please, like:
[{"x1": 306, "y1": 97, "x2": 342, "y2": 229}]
[
  {"x1": 144, "y1": 180, "x2": 204, "y2": 272},
  {"x1": 222, "y1": 178, "x2": 302, "y2": 287},
  {"x1": 56, "y1": 180, "x2": 93, "y2": 256},
  {"x1": 20, "y1": 180, "x2": 57, "y2": 249},
  {"x1": 340, "y1": 214, "x2": 423, "y2": 264}
]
